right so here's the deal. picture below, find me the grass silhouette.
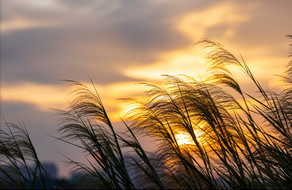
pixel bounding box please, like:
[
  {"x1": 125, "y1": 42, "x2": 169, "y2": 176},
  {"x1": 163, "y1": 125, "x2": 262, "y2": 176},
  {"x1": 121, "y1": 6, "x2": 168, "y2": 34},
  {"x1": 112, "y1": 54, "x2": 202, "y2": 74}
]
[
  {"x1": 1, "y1": 38, "x2": 292, "y2": 189},
  {"x1": 0, "y1": 119, "x2": 55, "y2": 189}
]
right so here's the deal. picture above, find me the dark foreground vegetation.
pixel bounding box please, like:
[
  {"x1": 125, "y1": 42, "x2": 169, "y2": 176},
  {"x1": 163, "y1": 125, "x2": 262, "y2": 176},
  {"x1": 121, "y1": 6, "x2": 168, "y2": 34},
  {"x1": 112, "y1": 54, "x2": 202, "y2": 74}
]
[{"x1": 1, "y1": 38, "x2": 292, "y2": 189}]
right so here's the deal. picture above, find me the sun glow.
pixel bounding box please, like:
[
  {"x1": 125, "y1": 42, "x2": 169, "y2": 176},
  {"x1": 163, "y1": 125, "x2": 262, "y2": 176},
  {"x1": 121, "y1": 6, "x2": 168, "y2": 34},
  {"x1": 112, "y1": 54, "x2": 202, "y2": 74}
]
[{"x1": 175, "y1": 132, "x2": 195, "y2": 147}]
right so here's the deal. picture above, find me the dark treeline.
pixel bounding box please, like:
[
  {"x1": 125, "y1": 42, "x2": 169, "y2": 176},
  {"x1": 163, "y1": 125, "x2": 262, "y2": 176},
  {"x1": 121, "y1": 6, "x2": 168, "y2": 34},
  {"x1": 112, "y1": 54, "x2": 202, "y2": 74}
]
[{"x1": 1, "y1": 38, "x2": 292, "y2": 189}]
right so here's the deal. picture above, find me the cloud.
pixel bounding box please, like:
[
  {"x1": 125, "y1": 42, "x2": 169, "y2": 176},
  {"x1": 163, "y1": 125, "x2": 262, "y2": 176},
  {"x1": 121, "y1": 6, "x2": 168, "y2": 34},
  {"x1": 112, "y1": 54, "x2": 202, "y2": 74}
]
[
  {"x1": 1, "y1": 0, "x2": 69, "y2": 32},
  {"x1": 176, "y1": 1, "x2": 252, "y2": 41},
  {"x1": 3, "y1": 0, "x2": 291, "y2": 85},
  {"x1": 2, "y1": 0, "x2": 291, "y2": 117},
  {"x1": 229, "y1": 1, "x2": 292, "y2": 47},
  {"x1": 2, "y1": 0, "x2": 292, "y2": 178},
  {"x1": 1, "y1": 0, "x2": 199, "y2": 86},
  {"x1": 2, "y1": 0, "x2": 291, "y2": 110},
  {"x1": 1, "y1": 81, "x2": 147, "y2": 122},
  {"x1": 1, "y1": 82, "x2": 67, "y2": 110}
]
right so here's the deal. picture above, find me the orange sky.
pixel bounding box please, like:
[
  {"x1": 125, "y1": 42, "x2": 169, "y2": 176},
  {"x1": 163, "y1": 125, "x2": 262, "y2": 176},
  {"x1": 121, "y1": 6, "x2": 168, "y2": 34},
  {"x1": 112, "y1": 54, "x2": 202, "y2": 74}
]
[{"x1": 1, "y1": 0, "x2": 292, "y2": 178}]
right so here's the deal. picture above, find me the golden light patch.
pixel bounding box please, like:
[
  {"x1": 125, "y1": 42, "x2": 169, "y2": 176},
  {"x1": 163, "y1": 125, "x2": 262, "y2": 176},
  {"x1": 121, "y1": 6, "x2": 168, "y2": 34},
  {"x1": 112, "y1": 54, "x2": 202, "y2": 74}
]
[
  {"x1": 123, "y1": 47, "x2": 206, "y2": 81},
  {"x1": 96, "y1": 82, "x2": 147, "y2": 121},
  {"x1": 1, "y1": 17, "x2": 62, "y2": 33},
  {"x1": 1, "y1": 81, "x2": 146, "y2": 122},
  {"x1": 123, "y1": 3, "x2": 252, "y2": 83},
  {"x1": 1, "y1": 83, "x2": 67, "y2": 110},
  {"x1": 175, "y1": 132, "x2": 194, "y2": 147},
  {"x1": 176, "y1": 2, "x2": 251, "y2": 41}
]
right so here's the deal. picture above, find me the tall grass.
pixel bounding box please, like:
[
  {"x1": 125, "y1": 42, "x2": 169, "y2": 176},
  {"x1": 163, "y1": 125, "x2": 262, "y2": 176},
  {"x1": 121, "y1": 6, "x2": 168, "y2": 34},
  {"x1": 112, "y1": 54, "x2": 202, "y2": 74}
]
[
  {"x1": 1, "y1": 38, "x2": 291, "y2": 189},
  {"x1": 57, "y1": 39, "x2": 292, "y2": 189},
  {"x1": 0, "y1": 117, "x2": 55, "y2": 189}
]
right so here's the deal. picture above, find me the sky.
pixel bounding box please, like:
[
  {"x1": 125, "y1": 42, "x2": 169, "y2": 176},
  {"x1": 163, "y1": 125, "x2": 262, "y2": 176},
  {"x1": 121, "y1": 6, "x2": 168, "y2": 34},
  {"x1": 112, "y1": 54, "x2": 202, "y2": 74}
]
[{"x1": 1, "y1": 0, "x2": 292, "y2": 178}]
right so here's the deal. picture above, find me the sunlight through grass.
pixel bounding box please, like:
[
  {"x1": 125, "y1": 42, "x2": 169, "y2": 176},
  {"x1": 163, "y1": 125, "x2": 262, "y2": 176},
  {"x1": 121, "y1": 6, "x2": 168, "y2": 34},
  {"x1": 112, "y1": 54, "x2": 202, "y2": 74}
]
[
  {"x1": 175, "y1": 132, "x2": 195, "y2": 146},
  {"x1": 2, "y1": 38, "x2": 292, "y2": 189}
]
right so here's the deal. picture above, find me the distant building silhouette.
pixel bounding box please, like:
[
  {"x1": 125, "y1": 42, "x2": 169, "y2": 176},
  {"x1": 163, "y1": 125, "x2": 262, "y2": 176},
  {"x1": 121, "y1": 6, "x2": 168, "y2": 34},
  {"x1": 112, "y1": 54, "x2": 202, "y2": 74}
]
[{"x1": 42, "y1": 162, "x2": 58, "y2": 179}]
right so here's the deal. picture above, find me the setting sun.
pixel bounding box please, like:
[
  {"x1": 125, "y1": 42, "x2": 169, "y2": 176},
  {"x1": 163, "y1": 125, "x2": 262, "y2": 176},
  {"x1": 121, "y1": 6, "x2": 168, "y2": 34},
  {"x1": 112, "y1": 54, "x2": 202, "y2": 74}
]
[
  {"x1": 175, "y1": 132, "x2": 195, "y2": 147},
  {"x1": 1, "y1": 0, "x2": 292, "y2": 188}
]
